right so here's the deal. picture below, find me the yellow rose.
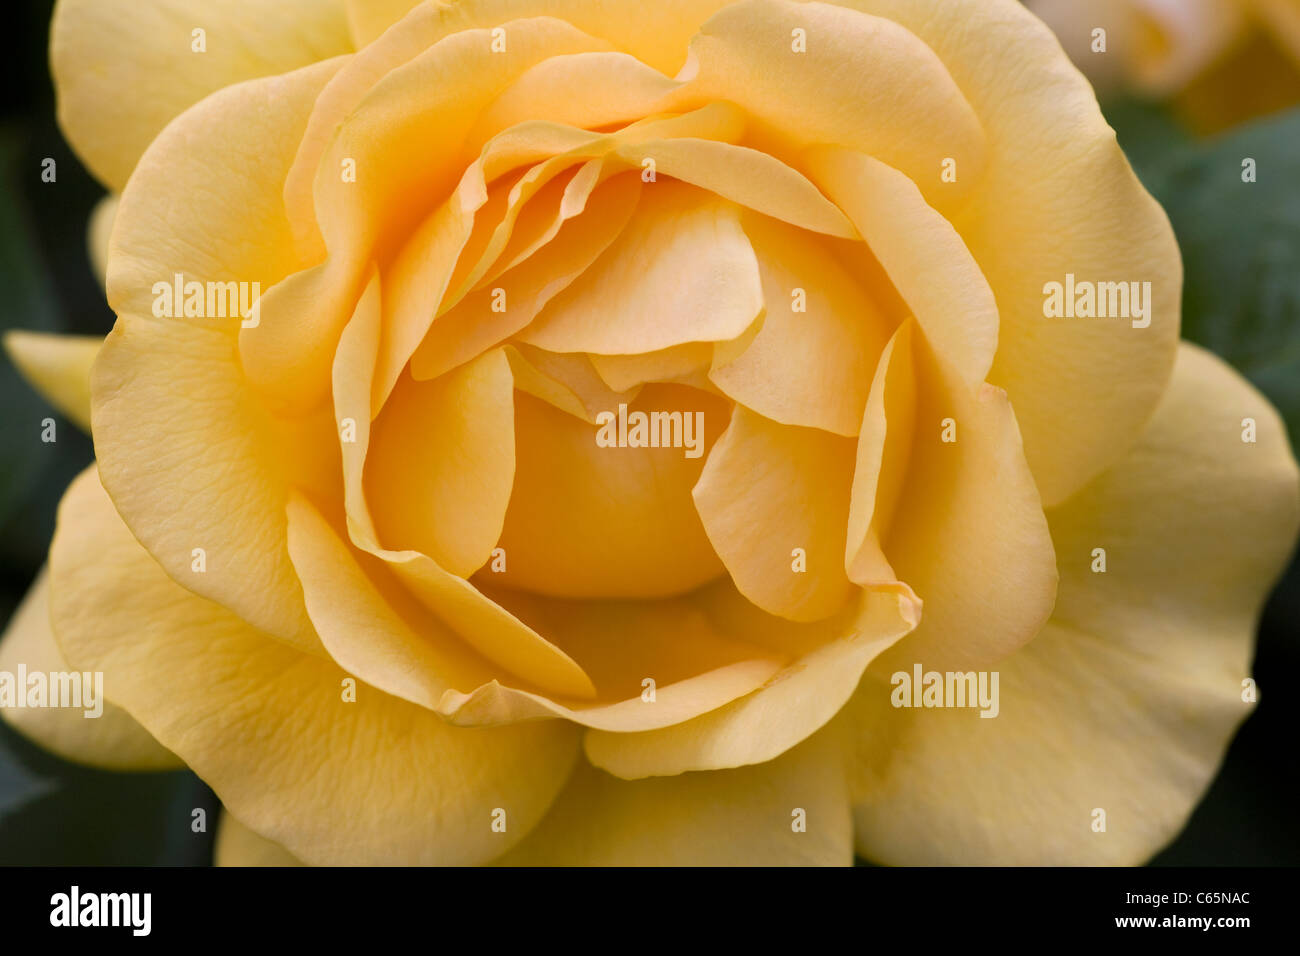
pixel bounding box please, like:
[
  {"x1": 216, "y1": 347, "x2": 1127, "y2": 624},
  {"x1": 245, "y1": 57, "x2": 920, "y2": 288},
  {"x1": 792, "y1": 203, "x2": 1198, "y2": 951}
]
[
  {"x1": 1027, "y1": 0, "x2": 1300, "y2": 132},
  {"x1": 2, "y1": 0, "x2": 1297, "y2": 866}
]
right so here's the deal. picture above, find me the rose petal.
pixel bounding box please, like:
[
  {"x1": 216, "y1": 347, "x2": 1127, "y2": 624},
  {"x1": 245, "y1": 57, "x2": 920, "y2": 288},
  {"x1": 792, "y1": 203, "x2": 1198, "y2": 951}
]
[
  {"x1": 584, "y1": 584, "x2": 918, "y2": 778},
  {"x1": 709, "y1": 211, "x2": 893, "y2": 436},
  {"x1": 49, "y1": 466, "x2": 582, "y2": 866},
  {"x1": 3, "y1": 331, "x2": 101, "y2": 433},
  {"x1": 519, "y1": 182, "x2": 762, "y2": 354},
  {"x1": 0, "y1": 567, "x2": 180, "y2": 771},
  {"x1": 693, "y1": 405, "x2": 858, "y2": 621},
  {"x1": 849, "y1": 344, "x2": 1299, "y2": 864},
  {"x1": 495, "y1": 730, "x2": 853, "y2": 865},
  {"x1": 51, "y1": 0, "x2": 352, "y2": 190}
]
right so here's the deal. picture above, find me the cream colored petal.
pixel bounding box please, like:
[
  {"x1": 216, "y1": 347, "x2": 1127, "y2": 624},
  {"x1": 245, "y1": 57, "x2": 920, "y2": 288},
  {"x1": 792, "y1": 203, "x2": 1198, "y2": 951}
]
[
  {"x1": 675, "y1": 0, "x2": 987, "y2": 213},
  {"x1": 3, "y1": 331, "x2": 101, "y2": 433},
  {"x1": 51, "y1": 0, "x2": 352, "y2": 191},
  {"x1": 838, "y1": 0, "x2": 1181, "y2": 505},
  {"x1": 49, "y1": 466, "x2": 582, "y2": 866},
  {"x1": 496, "y1": 730, "x2": 853, "y2": 866},
  {"x1": 585, "y1": 585, "x2": 918, "y2": 779},
  {"x1": 0, "y1": 567, "x2": 180, "y2": 772},
  {"x1": 344, "y1": 0, "x2": 425, "y2": 46},
  {"x1": 214, "y1": 811, "x2": 303, "y2": 867},
  {"x1": 849, "y1": 344, "x2": 1299, "y2": 865},
  {"x1": 693, "y1": 405, "x2": 858, "y2": 622},
  {"x1": 86, "y1": 194, "x2": 117, "y2": 290},
  {"x1": 709, "y1": 211, "x2": 893, "y2": 436},
  {"x1": 520, "y1": 183, "x2": 762, "y2": 354}
]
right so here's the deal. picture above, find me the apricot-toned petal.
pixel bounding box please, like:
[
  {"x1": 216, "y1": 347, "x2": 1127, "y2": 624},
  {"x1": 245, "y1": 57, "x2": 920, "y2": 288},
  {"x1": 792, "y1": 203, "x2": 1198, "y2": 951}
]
[
  {"x1": 105, "y1": 56, "x2": 346, "y2": 325},
  {"x1": 48, "y1": 466, "x2": 582, "y2": 866},
  {"x1": 496, "y1": 730, "x2": 853, "y2": 865},
  {"x1": 848, "y1": 344, "x2": 1299, "y2": 865},
  {"x1": 331, "y1": 274, "x2": 595, "y2": 699},
  {"x1": 838, "y1": 0, "x2": 1182, "y2": 504},
  {"x1": 871, "y1": 335, "x2": 1057, "y2": 671},
  {"x1": 366, "y1": 351, "x2": 514, "y2": 578},
  {"x1": 246, "y1": 17, "x2": 616, "y2": 416},
  {"x1": 845, "y1": 321, "x2": 916, "y2": 586},
  {"x1": 468, "y1": 51, "x2": 679, "y2": 144},
  {"x1": 612, "y1": 137, "x2": 856, "y2": 239},
  {"x1": 214, "y1": 811, "x2": 303, "y2": 867},
  {"x1": 519, "y1": 183, "x2": 762, "y2": 354},
  {"x1": 92, "y1": 315, "x2": 318, "y2": 651},
  {"x1": 50, "y1": 0, "x2": 352, "y2": 191},
  {"x1": 86, "y1": 194, "x2": 117, "y2": 290},
  {"x1": 494, "y1": 387, "x2": 728, "y2": 599},
  {"x1": 438, "y1": 583, "x2": 784, "y2": 730},
  {"x1": 806, "y1": 148, "x2": 997, "y2": 389},
  {"x1": 3, "y1": 331, "x2": 101, "y2": 433},
  {"x1": 710, "y1": 213, "x2": 892, "y2": 436},
  {"x1": 590, "y1": 343, "x2": 713, "y2": 393},
  {"x1": 0, "y1": 567, "x2": 180, "y2": 772},
  {"x1": 286, "y1": 492, "x2": 597, "y2": 703},
  {"x1": 585, "y1": 585, "x2": 918, "y2": 778},
  {"x1": 408, "y1": 173, "x2": 639, "y2": 384},
  {"x1": 677, "y1": 0, "x2": 986, "y2": 212},
  {"x1": 694, "y1": 406, "x2": 857, "y2": 622},
  {"x1": 505, "y1": 344, "x2": 640, "y2": 424}
]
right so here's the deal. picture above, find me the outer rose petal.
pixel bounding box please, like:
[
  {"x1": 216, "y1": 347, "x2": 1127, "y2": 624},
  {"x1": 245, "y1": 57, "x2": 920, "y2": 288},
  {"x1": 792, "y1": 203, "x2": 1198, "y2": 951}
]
[
  {"x1": 584, "y1": 585, "x2": 918, "y2": 779},
  {"x1": 51, "y1": 0, "x2": 353, "y2": 191},
  {"x1": 86, "y1": 194, "x2": 117, "y2": 290},
  {"x1": 3, "y1": 331, "x2": 101, "y2": 433},
  {"x1": 95, "y1": 58, "x2": 350, "y2": 649},
  {"x1": 0, "y1": 568, "x2": 180, "y2": 771},
  {"x1": 345, "y1": 0, "x2": 426, "y2": 47},
  {"x1": 495, "y1": 728, "x2": 853, "y2": 865},
  {"x1": 214, "y1": 812, "x2": 303, "y2": 868},
  {"x1": 848, "y1": 344, "x2": 1300, "y2": 865},
  {"x1": 48, "y1": 467, "x2": 583, "y2": 866},
  {"x1": 837, "y1": 0, "x2": 1182, "y2": 505}
]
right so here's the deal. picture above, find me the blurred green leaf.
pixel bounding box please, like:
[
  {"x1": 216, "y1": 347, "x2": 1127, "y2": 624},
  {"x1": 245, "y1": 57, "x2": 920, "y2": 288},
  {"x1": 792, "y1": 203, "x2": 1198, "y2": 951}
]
[
  {"x1": 0, "y1": 718, "x2": 218, "y2": 865},
  {"x1": 0, "y1": 130, "x2": 62, "y2": 531},
  {"x1": 1109, "y1": 104, "x2": 1300, "y2": 450},
  {"x1": 0, "y1": 730, "x2": 53, "y2": 819}
]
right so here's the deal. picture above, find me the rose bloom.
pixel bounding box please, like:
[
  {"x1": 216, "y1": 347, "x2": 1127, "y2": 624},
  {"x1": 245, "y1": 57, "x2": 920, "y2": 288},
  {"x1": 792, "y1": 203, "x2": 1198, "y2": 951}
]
[
  {"x1": 1027, "y1": 0, "x2": 1300, "y2": 132},
  {"x1": 2, "y1": 0, "x2": 1297, "y2": 867}
]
